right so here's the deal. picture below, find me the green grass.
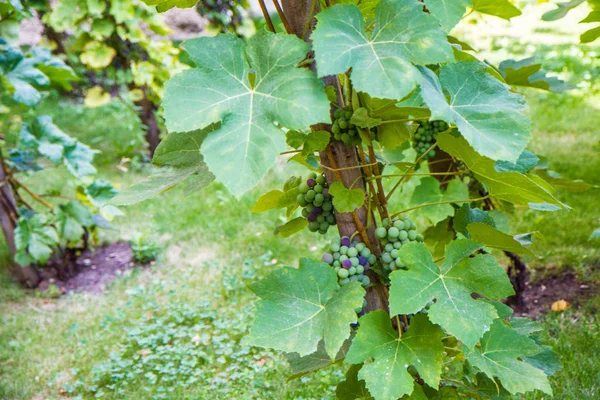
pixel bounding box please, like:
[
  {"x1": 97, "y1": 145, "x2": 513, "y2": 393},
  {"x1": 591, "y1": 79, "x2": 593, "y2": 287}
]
[{"x1": 1, "y1": 12, "x2": 600, "y2": 400}]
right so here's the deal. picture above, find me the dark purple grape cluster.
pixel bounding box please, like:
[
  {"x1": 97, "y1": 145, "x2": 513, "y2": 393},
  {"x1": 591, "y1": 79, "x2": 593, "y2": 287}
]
[
  {"x1": 322, "y1": 236, "x2": 374, "y2": 287},
  {"x1": 297, "y1": 173, "x2": 336, "y2": 234}
]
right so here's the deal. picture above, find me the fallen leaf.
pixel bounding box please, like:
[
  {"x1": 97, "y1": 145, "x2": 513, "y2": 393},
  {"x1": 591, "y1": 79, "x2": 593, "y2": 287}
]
[{"x1": 551, "y1": 300, "x2": 569, "y2": 312}]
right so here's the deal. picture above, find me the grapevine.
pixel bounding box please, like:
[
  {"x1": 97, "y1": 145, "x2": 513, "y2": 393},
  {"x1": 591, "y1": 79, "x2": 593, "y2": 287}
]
[
  {"x1": 297, "y1": 173, "x2": 336, "y2": 234},
  {"x1": 375, "y1": 217, "x2": 423, "y2": 273},
  {"x1": 331, "y1": 106, "x2": 360, "y2": 145}
]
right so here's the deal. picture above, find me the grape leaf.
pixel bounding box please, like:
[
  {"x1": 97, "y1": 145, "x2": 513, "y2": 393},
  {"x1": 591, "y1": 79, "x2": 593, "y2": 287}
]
[
  {"x1": 286, "y1": 337, "x2": 352, "y2": 380},
  {"x1": 153, "y1": 125, "x2": 216, "y2": 168},
  {"x1": 351, "y1": 108, "x2": 382, "y2": 129},
  {"x1": 243, "y1": 258, "x2": 364, "y2": 358},
  {"x1": 471, "y1": 0, "x2": 522, "y2": 20},
  {"x1": 542, "y1": 0, "x2": 585, "y2": 21},
  {"x1": 80, "y1": 41, "x2": 116, "y2": 69},
  {"x1": 141, "y1": 0, "x2": 198, "y2": 12},
  {"x1": 251, "y1": 190, "x2": 285, "y2": 213},
  {"x1": 345, "y1": 311, "x2": 444, "y2": 400},
  {"x1": 533, "y1": 168, "x2": 593, "y2": 192},
  {"x1": 389, "y1": 240, "x2": 514, "y2": 347},
  {"x1": 410, "y1": 177, "x2": 469, "y2": 225},
  {"x1": 109, "y1": 165, "x2": 212, "y2": 206},
  {"x1": 274, "y1": 217, "x2": 307, "y2": 238},
  {"x1": 424, "y1": 0, "x2": 472, "y2": 31},
  {"x1": 0, "y1": 45, "x2": 49, "y2": 107},
  {"x1": 466, "y1": 320, "x2": 552, "y2": 395},
  {"x1": 302, "y1": 130, "x2": 331, "y2": 155},
  {"x1": 419, "y1": 62, "x2": 530, "y2": 163},
  {"x1": 494, "y1": 150, "x2": 539, "y2": 173},
  {"x1": 453, "y1": 204, "x2": 495, "y2": 238},
  {"x1": 329, "y1": 181, "x2": 364, "y2": 213},
  {"x1": 581, "y1": 26, "x2": 600, "y2": 43},
  {"x1": 312, "y1": 0, "x2": 453, "y2": 100},
  {"x1": 467, "y1": 222, "x2": 536, "y2": 257},
  {"x1": 436, "y1": 132, "x2": 568, "y2": 209},
  {"x1": 163, "y1": 31, "x2": 330, "y2": 196},
  {"x1": 498, "y1": 58, "x2": 575, "y2": 93},
  {"x1": 336, "y1": 364, "x2": 373, "y2": 400}
]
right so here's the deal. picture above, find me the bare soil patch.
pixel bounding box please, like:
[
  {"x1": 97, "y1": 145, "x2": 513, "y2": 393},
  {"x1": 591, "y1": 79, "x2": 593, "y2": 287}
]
[
  {"x1": 37, "y1": 242, "x2": 140, "y2": 295},
  {"x1": 513, "y1": 272, "x2": 596, "y2": 318}
]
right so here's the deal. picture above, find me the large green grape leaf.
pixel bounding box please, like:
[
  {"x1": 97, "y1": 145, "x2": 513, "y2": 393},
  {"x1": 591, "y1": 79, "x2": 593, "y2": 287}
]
[
  {"x1": 466, "y1": 320, "x2": 552, "y2": 395},
  {"x1": 163, "y1": 31, "x2": 330, "y2": 196},
  {"x1": 425, "y1": 0, "x2": 472, "y2": 31},
  {"x1": 141, "y1": 0, "x2": 198, "y2": 12},
  {"x1": 312, "y1": 0, "x2": 453, "y2": 100},
  {"x1": 389, "y1": 240, "x2": 514, "y2": 347},
  {"x1": 419, "y1": 62, "x2": 530, "y2": 162},
  {"x1": 471, "y1": 0, "x2": 522, "y2": 20},
  {"x1": 410, "y1": 177, "x2": 469, "y2": 225},
  {"x1": 243, "y1": 258, "x2": 365, "y2": 359},
  {"x1": 498, "y1": 58, "x2": 575, "y2": 93},
  {"x1": 0, "y1": 45, "x2": 49, "y2": 107},
  {"x1": 345, "y1": 311, "x2": 444, "y2": 400},
  {"x1": 436, "y1": 132, "x2": 568, "y2": 209},
  {"x1": 286, "y1": 337, "x2": 352, "y2": 380},
  {"x1": 153, "y1": 125, "x2": 216, "y2": 168},
  {"x1": 453, "y1": 204, "x2": 495, "y2": 238}
]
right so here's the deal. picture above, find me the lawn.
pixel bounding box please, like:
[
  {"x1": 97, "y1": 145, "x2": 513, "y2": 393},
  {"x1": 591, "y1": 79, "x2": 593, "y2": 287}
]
[{"x1": 1, "y1": 5, "x2": 599, "y2": 400}]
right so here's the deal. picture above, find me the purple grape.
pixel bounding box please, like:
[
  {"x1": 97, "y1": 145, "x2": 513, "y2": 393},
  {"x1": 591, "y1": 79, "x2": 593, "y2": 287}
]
[
  {"x1": 358, "y1": 256, "x2": 368, "y2": 266},
  {"x1": 342, "y1": 259, "x2": 352, "y2": 269},
  {"x1": 341, "y1": 236, "x2": 351, "y2": 247},
  {"x1": 358, "y1": 309, "x2": 365, "y2": 317},
  {"x1": 307, "y1": 213, "x2": 317, "y2": 222},
  {"x1": 307, "y1": 178, "x2": 316, "y2": 188},
  {"x1": 322, "y1": 253, "x2": 334, "y2": 264},
  {"x1": 313, "y1": 206, "x2": 323, "y2": 214}
]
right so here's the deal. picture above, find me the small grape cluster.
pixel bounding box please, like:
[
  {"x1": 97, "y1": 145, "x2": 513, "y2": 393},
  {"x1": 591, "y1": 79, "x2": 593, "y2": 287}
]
[
  {"x1": 322, "y1": 236, "x2": 374, "y2": 288},
  {"x1": 375, "y1": 217, "x2": 424, "y2": 272},
  {"x1": 413, "y1": 120, "x2": 449, "y2": 160},
  {"x1": 297, "y1": 173, "x2": 336, "y2": 234},
  {"x1": 331, "y1": 107, "x2": 361, "y2": 145}
]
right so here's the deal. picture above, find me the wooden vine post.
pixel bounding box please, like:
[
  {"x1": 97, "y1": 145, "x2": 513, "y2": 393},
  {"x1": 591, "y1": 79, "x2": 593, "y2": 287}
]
[{"x1": 281, "y1": 0, "x2": 389, "y2": 314}]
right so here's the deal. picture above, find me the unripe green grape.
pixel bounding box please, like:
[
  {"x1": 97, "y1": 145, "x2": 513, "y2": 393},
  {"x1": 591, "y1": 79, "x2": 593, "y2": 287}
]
[
  {"x1": 382, "y1": 218, "x2": 390, "y2": 227},
  {"x1": 375, "y1": 227, "x2": 387, "y2": 239},
  {"x1": 360, "y1": 248, "x2": 371, "y2": 257},
  {"x1": 297, "y1": 194, "x2": 308, "y2": 207},
  {"x1": 306, "y1": 190, "x2": 316, "y2": 201},
  {"x1": 330, "y1": 243, "x2": 340, "y2": 253},
  {"x1": 368, "y1": 255, "x2": 376, "y2": 265},
  {"x1": 356, "y1": 265, "x2": 364, "y2": 274},
  {"x1": 350, "y1": 257, "x2": 359, "y2": 267},
  {"x1": 393, "y1": 220, "x2": 405, "y2": 230},
  {"x1": 338, "y1": 269, "x2": 349, "y2": 279},
  {"x1": 334, "y1": 109, "x2": 342, "y2": 119},
  {"x1": 408, "y1": 230, "x2": 417, "y2": 241},
  {"x1": 299, "y1": 183, "x2": 309, "y2": 194},
  {"x1": 341, "y1": 133, "x2": 350, "y2": 143},
  {"x1": 339, "y1": 120, "x2": 348, "y2": 129},
  {"x1": 309, "y1": 172, "x2": 317, "y2": 179},
  {"x1": 347, "y1": 247, "x2": 358, "y2": 257},
  {"x1": 389, "y1": 262, "x2": 397, "y2": 271},
  {"x1": 355, "y1": 243, "x2": 365, "y2": 252},
  {"x1": 308, "y1": 221, "x2": 319, "y2": 232},
  {"x1": 401, "y1": 239, "x2": 409, "y2": 244},
  {"x1": 314, "y1": 184, "x2": 323, "y2": 193},
  {"x1": 314, "y1": 193, "x2": 324, "y2": 203},
  {"x1": 393, "y1": 241, "x2": 402, "y2": 249},
  {"x1": 334, "y1": 266, "x2": 341, "y2": 273},
  {"x1": 416, "y1": 234, "x2": 424, "y2": 242},
  {"x1": 340, "y1": 246, "x2": 348, "y2": 255},
  {"x1": 306, "y1": 204, "x2": 314, "y2": 212},
  {"x1": 333, "y1": 252, "x2": 341, "y2": 260},
  {"x1": 319, "y1": 221, "x2": 329, "y2": 231},
  {"x1": 316, "y1": 175, "x2": 325, "y2": 185},
  {"x1": 399, "y1": 230, "x2": 408, "y2": 240},
  {"x1": 317, "y1": 215, "x2": 325, "y2": 223},
  {"x1": 388, "y1": 227, "x2": 400, "y2": 238},
  {"x1": 362, "y1": 276, "x2": 370, "y2": 287},
  {"x1": 348, "y1": 267, "x2": 356, "y2": 275},
  {"x1": 323, "y1": 202, "x2": 333, "y2": 211},
  {"x1": 395, "y1": 258, "x2": 404, "y2": 267},
  {"x1": 391, "y1": 249, "x2": 399, "y2": 259},
  {"x1": 302, "y1": 208, "x2": 309, "y2": 218},
  {"x1": 339, "y1": 255, "x2": 348, "y2": 262},
  {"x1": 384, "y1": 243, "x2": 394, "y2": 252},
  {"x1": 339, "y1": 278, "x2": 350, "y2": 285},
  {"x1": 344, "y1": 111, "x2": 352, "y2": 119},
  {"x1": 382, "y1": 252, "x2": 392, "y2": 263},
  {"x1": 326, "y1": 214, "x2": 336, "y2": 224}
]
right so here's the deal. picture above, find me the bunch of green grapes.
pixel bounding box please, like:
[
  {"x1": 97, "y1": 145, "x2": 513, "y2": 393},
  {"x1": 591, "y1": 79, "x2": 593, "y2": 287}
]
[
  {"x1": 322, "y1": 236, "x2": 374, "y2": 288},
  {"x1": 297, "y1": 173, "x2": 336, "y2": 234},
  {"x1": 375, "y1": 217, "x2": 424, "y2": 272},
  {"x1": 413, "y1": 120, "x2": 449, "y2": 160},
  {"x1": 331, "y1": 106, "x2": 361, "y2": 145}
]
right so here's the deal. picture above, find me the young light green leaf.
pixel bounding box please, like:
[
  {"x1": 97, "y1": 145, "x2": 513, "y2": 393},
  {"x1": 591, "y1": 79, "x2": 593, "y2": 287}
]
[
  {"x1": 329, "y1": 181, "x2": 364, "y2": 213},
  {"x1": 425, "y1": 0, "x2": 472, "y2": 31},
  {"x1": 243, "y1": 258, "x2": 365, "y2": 359},
  {"x1": 466, "y1": 320, "x2": 552, "y2": 395},
  {"x1": 467, "y1": 222, "x2": 536, "y2": 257},
  {"x1": 350, "y1": 108, "x2": 382, "y2": 129},
  {"x1": 534, "y1": 168, "x2": 593, "y2": 192},
  {"x1": 345, "y1": 311, "x2": 444, "y2": 400},
  {"x1": 436, "y1": 132, "x2": 568, "y2": 209},
  {"x1": 419, "y1": 62, "x2": 530, "y2": 163},
  {"x1": 410, "y1": 177, "x2": 469, "y2": 225},
  {"x1": 498, "y1": 58, "x2": 575, "y2": 93},
  {"x1": 312, "y1": 0, "x2": 453, "y2": 100},
  {"x1": 163, "y1": 31, "x2": 330, "y2": 196},
  {"x1": 581, "y1": 26, "x2": 600, "y2": 43},
  {"x1": 542, "y1": 0, "x2": 585, "y2": 21},
  {"x1": 302, "y1": 130, "x2": 331, "y2": 155},
  {"x1": 286, "y1": 130, "x2": 307, "y2": 149},
  {"x1": 471, "y1": 0, "x2": 522, "y2": 20},
  {"x1": 389, "y1": 240, "x2": 514, "y2": 347},
  {"x1": 336, "y1": 364, "x2": 373, "y2": 400},
  {"x1": 251, "y1": 190, "x2": 284, "y2": 213},
  {"x1": 453, "y1": 204, "x2": 496, "y2": 238}
]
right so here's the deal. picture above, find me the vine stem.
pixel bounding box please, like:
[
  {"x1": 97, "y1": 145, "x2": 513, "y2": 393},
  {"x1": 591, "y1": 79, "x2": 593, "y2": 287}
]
[
  {"x1": 390, "y1": 195, "x2": 489, "y2": 219},
  {"x1": 368, "y1": 143, "x2": 389, "y2": 219},
  {"x1": 367, "y1": 171, "x2": 463, "y2": 180},
  {"x1": 379, "y1": 116, "x2": 429, "y2": 125},
  {"x1": 325, "y1": 145, "x2": 372, "y2": 250},
  {"x1": 321, "y1": 160, "x2": 378, "y2": 172},
  {"x1": 11, "y1": 178, "x2": 54, "y2": 209},
  {"x1": 356, "y1": 146, "x2": 385, "y2": 220},
  {"x1": 258, "y1": 0, "x2": 276, "y2": 32},
  {"x1": 271, "y1": 0, "x2": 292, "y2": 33}
]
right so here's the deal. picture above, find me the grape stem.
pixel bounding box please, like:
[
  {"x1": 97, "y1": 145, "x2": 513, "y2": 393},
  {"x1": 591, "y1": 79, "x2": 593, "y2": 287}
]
[
  {"x1": 271, "y1": 0, "x2": 293, "y2": 34},
  {"x1": 379, "y1": 116, "x2": 430, "y2": 125},
  {"x1": 258, "y1": 0, "x2": 276, "y2": 32},
  {"x1": 368, "y1": 143, "x2": 389, "y2": 219},
  {"x1": 357, "y1": 146, "x2": 386, "y2": 220},
  {"x1": 390, "y1": 195, "x2": 489, "y2": 219},
  {"x1": 321, "y1": 161, "x2": 378, "y2": 172},
  {"x1": 367, "y1": 171, "x2": 464, "y2": 180}
]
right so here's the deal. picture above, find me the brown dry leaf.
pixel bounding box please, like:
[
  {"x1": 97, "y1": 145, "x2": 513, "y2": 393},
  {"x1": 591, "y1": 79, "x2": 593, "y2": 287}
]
[{"x1": 551, "y1": 299, "x2": 569, "y2": 312}]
